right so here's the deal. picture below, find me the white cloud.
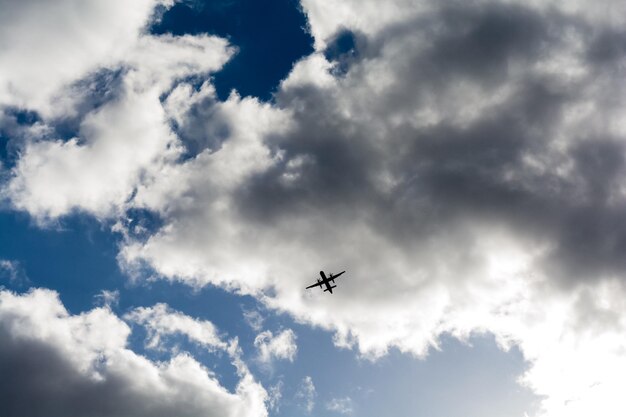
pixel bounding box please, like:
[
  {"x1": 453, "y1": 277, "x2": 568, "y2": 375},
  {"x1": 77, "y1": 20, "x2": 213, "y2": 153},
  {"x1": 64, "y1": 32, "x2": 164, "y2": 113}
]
[
  {"x1": 125, "y1": 302, "x2": 227, "y2": 351},
  {"x1": 254, "y1": 329, "x2": 297, "y2": 365},
  {"x1": 0, "y1": 0, "x2": 168, "y2": 115},
  {"x1": 2, "y1": 3, "x2": 233, "y2": 223},
  {"x1": 280, "y1": 53, "x2": 336, "y2": 89},
  {"x1": 125, "y1": 303, "x2": 270, "y2": 417},
  {"x1": 326, "y1": 397, "x2": 354, "y2": 415},
  {"x1": 295, "y1": 376, "x2": 316, "y2": 414},
  {"x1": 490, "y1": 280, "x2": 626, "y2": 417},
  {"x1": 0, "y1": 288, "x2": 268, "y2": 417},
  {"x1": 6, "y1": 85, "x2": 180, "y2": 221},
  {"x1": 119, "y1": 86, "x2": 293, "y2": 292}
]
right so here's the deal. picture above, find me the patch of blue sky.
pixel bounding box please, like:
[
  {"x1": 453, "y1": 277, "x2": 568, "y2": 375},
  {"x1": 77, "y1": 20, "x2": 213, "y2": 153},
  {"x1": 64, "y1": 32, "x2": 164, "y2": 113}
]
[
  {"x1": 323, "y1": 29, "x2": 359, "y2": 77},
  {"x1": 123, "y1": 207, "x2": 166, "y2": 242},
  {"x1": 270, "y1": 328, "x2": 539, "y2": 417},
  {"x1": 0, "y1": 209, "x2": 256, "y2": 391},
  {"x1": 150, "y1": 0, "x2": 314, "y2": 101},
  {"x1": 0, "y1": 108, "x2": 41, "y2": 168},
  {"x1": 0, "y1": 212, "x2": 122, "y2": 313}
]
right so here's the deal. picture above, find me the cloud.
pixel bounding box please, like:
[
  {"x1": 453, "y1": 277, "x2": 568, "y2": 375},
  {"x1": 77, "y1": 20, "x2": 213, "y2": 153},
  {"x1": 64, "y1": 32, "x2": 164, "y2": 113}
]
[
  {"x1": 254, "y1": 329, "x2": 297, "y2": 365},
  {"x1": 125, "y1": 302, "x2": 227, "y2": 351},
  {"x1": 0, "y1": 259, "x2": 28, "y2": 285},
  {"x1": 0, "y1": 0, "x2": 167, "y2": 116},
  {"x1": 4, "y1": 32, "x2": 232, "y2": 223},
  {"x1": 114, "y1": 2, "x2": 626, "y2": 416},
  {"x1": 4, "y1": 1, "x2": 626, "y2": 416},
  {"x1": 118, "y1": 87, "x2": 293, "y2": 291},
  {"x1": 0, "y1": 288, "x2": 268, "y2": 417},
  {"x1": 94, "y1": 289, "x2": 120, "y2": 308},
  {"x1": 1, "y1": 0, "x2": 233, "y2": 224},
  {"x1": 326, "y1": 396, "x2": 354, "y2": 415},
  {"x1": 243, "y1": 308, "x2": 265, "y2": 332},
  {"x1": 295, "y1": 376, "x2": 316, "y2": 414},
  {"x1": 266, "y1": 381, "x2": 284, "y2": 412}
]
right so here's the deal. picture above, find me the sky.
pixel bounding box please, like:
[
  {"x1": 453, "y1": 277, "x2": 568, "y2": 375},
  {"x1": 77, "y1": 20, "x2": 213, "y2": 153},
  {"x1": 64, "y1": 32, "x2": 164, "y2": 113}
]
[{"x1": 1, "y1": 0, "x2": 626, "y2": 416}]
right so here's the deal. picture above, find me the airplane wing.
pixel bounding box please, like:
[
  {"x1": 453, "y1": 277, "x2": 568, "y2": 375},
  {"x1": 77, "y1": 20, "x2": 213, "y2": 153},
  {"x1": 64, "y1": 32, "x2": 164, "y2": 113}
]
[
  {"x1": 331, "y1": 271, "x2": 346, "y2": 279},
  {"x1": 306, "y1": 281, "x2": 324, "y2": 289}
]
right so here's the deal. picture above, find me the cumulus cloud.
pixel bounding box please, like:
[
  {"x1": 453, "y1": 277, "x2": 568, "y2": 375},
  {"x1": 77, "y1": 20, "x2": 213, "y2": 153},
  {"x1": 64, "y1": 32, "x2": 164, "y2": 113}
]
[
  {"x1": 0, "y1": 288, "x2": 268, "y2": 417},
  {"x1": 115, "y1": 2, "x2": 626, "y2": 415},
  {"x1": 4, "y1": 0, "x2": 626, "y2": 416},
  {"x1": 0, "y1": 0, "x2": 166, "y2": 115},
  {"x1": 254, "y1": 329, "x2": 297, "y2": 365},
  {"x1": 2, "y1": 1, "x2": 232, "y2": 223},
  {"x1": 118, "y1": 87, "x2": 293, "y2": 291}
]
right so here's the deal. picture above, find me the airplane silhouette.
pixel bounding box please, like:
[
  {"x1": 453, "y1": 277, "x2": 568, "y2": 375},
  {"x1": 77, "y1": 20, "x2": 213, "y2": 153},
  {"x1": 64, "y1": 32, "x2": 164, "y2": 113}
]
[{"x1": 306, "y1": 271, "x2": 346, "y2": 294}]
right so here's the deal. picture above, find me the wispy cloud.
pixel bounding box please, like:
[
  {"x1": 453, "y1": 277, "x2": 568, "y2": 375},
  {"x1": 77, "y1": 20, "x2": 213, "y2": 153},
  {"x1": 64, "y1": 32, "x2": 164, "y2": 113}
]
[
  {"x1": 0, "y1": 259, "x2": 28, "y2": 286},
  {"x1": 93, "y1": 289, "x2": 120, "y2": 308},
  {"x1": 243, "y1": 308, "x2": 265, "y2": 331},
  {"x1": 296, "y1": 375, "x2": 317, "y2": 414},
  {"x1": 267, "y1": 380, "x2": 284, "y2": 412},
  {"x1": 326, "y1": 396, "x2": 355, "y2": 415}
]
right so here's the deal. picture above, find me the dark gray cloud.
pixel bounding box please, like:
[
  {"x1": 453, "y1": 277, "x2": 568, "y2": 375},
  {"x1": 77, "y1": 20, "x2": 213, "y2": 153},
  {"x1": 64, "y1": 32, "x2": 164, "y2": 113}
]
[
  {"x1": 111, "y1": 5, "x2": 626, "y2": 370},
  {"x1": 0, "y1": 328, "x2": 149, "y2": 417},
  {"x1": 0, "y1": 289, "x2": 267, "y2": 417},
  {"x1": 227, "y1": 2, "x2": 626, "y2": 287},
  {"x1": 587, "y1": 27, "x2": 626, "y2": 64},
  {"x1": 167, "y1": 86, "x2": 234, "y2": 158}
]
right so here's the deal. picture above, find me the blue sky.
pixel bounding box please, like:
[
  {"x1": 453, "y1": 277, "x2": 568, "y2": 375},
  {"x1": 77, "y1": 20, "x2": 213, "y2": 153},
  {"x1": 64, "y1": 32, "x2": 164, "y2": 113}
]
[
  {"x1": 0, "y1": 210, "x2": 537, "y2": 417},
  {"x1": 1, "y1": 1, "x2": 626, "y2": 416}
]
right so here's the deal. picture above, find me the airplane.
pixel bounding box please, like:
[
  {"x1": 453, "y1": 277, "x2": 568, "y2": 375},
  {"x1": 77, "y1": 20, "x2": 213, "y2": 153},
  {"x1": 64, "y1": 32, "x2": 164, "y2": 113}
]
[{"x1": 306, "y1": 270, "x2": 346, "y2": 294}]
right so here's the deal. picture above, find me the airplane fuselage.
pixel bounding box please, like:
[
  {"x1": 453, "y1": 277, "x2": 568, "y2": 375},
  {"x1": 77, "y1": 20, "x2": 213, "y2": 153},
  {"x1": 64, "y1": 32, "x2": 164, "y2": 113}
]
[{"x1": 319, "y1": 271, "x2": 337, "y2": 293}]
